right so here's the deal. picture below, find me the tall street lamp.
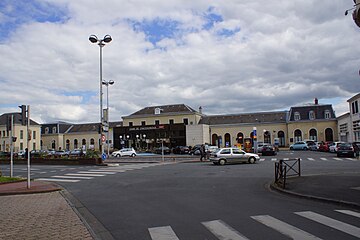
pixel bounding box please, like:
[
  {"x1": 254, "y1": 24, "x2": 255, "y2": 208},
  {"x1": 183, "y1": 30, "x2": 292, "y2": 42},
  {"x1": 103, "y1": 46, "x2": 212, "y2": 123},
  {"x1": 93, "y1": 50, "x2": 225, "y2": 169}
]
[
  {"x1": 89, "y1": 34, "x2": 112, "y2": 157},
  {"x1": 102, "y1": 79, "x2": 114, "y2": 158}
]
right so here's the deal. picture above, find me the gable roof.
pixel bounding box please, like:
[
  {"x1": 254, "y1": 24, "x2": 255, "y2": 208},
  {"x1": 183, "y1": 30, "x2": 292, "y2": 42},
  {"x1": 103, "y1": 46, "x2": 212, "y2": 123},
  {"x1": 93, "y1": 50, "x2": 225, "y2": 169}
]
[
  {"x1": 199, "y1": 111, "x2": 288, "y2": 125},
  {"x1": 288, "y1": 104, "x2": 336, "y2": 121},
  {"x1": 0, "y1": 112, "x2": 40, "y2": 126},
  {"x1": 124, "y1": 104, "x2": 199, "y2": 118}
]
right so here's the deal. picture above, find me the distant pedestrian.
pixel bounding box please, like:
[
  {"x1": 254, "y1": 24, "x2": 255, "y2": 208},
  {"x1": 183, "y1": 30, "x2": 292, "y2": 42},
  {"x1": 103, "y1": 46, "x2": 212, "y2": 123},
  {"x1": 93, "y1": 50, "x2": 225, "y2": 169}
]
[{"x1": 200, "y1": 144, "x2": 206, "y2": 161}]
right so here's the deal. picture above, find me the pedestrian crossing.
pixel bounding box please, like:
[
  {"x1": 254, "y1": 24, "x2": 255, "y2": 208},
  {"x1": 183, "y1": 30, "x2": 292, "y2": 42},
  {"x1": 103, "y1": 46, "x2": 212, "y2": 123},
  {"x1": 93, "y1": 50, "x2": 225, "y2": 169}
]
[
  {"x1": 35, "y1": 163, "x2": 168, "y2": 183},
  {"x1": 259, "y1": 157, "x2": 359, "y2": 162},
  {"x1": 148, "y1": 209, "x2": 360, "y2": 239}
]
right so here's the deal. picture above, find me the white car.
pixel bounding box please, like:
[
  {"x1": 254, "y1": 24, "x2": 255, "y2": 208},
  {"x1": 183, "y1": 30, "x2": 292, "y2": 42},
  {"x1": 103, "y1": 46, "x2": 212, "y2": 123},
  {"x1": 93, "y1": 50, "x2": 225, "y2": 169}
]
[
  {"x1": 329, "y1": 142, "x2": 345, "y2": 153},
  {"x1": 209, "y1": 147, "x2": 260, "y2": 165},
  {"x1": 112, "y1": 148, "x2": 137, "y2": 157}
]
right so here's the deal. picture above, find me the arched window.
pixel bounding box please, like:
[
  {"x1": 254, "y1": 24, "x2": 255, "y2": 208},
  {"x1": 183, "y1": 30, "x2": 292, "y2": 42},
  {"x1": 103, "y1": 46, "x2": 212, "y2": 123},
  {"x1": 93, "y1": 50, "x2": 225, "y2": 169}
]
[
  {"x1": 325, "y1": 128, "x2": 334, "y2": 142},
  {"x1": 74, "y1": 139, "x2": 78, "y2": 149},
  {"x1": 294, "y1": 129, "x2": 302, "y2": 142},
  {"x1": 237, "y1": 132, "x2": 244, "y2": 144},
  {"x1": 212, "y1": 134, "x2": 219, "y2": 147},
  {"x1": 224, "y1": 133, "x2": 231, "y2": 147},
  {"x1": 294, "y1": 112, "x2": 301, "y2": 121},
  {"x1": 277, "y1": 131, "x2": 285, "y2": 147},
  {"x1": 51, "y1": 140, "x2": 56, "y2": 149},
  {"x1": 264, "y1": 131, "x2": 271, "y2": 144},
  {"x1": 52, "y1": 127, "x2": 57, "y2": 133},
  {"x1": 309, "y1": 129, "x2": 317, "y2": 141},
  {"x1": 90, "y1": 138, "x2": 95, "y2": 145},
  {"x1": 45, "y1": 127, "x2": 49, "y2": 134},
  {"x1": 66, "y1": 139, "x2": 70, "y2": 151}
]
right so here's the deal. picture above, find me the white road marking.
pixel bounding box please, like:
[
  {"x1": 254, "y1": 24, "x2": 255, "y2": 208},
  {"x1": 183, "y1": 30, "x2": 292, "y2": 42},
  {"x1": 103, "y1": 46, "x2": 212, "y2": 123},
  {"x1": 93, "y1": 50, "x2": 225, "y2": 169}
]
[
  {"x1": 251, "y1": 215, "x2": 322, "y2": 240},
  {"x1": 202, "y1": 220, "x2": 250, "y2": 240},
  {"x1": 333, "y1": 158, "x2": 343, "y2": 161},
  {"x1": 335, "y1": 210, "x2": 360, "y2": 218},
  {"x1": 35, "y1": 178, "x2": 79, "y2": 183},
  {"x1": 351, "y1": 187, "x2": 360, "y2": 191},
  {"x1": 65, "y1": 173, "x2": 105, "y2": 177},
  {"x1": 345, "y1": 158, "x2": 357, "y2": 161},
  {"x1": 307, "y1": 158, "x2": 315, "y2": 161},
  {"x1": 148, "y1": 226, "x2": 180, "y2": 240},
  {"x1": 51, "y1": 175, "x2": 93, "y2": 179},
  {"x1": 320, "y1": 158, "x2": 328, "y2": 161},
  {"x1": 259, "y1": 158, "x2": 265, "y2": 162},
  {"x1": 76, "y1": 171, "x2": 116, "y2": 174},
  {"x1": 96, "y1": 169, "x2": 127, "y2": 172},
  {"x1": 295, "y1": 211, "x2": 360, "y2": 238}
]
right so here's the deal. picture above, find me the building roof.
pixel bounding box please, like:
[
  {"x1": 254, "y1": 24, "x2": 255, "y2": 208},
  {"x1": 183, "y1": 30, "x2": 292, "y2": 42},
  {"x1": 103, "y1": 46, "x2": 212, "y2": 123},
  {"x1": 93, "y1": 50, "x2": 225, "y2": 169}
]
[
  {"x1": 347, "y1": 93, "x2": 360, "y2": 102},
  {"x1": 0, "y1": 112, "x2": 40, "y2": 126},
  {"x1": 124, "y1": 104, "x2": 199, "y2": 118},
  {"x1": 67, "y1": 123, "x2": 100, "y2": 134},
  {"x1": 288, "y1": 104, "x2": 336, "y2": 121},
  {"x1": 199, "y1": 111, "x2": 288, "y2": 125}
]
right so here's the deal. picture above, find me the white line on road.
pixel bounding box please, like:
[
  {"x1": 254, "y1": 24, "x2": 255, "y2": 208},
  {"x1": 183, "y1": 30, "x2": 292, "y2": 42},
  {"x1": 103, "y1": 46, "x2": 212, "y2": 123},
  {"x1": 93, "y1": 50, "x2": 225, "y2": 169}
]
[
  {"x1": 335, "y1": 210, "x2": 360, "y2": 218},
  {"x1": 51, "y1": 175, "x2": 93, "y2": 179},
  {"x1": 351, "y1": 187, "x2": 360, "y2": 191},
  {"x1": 320, "y1": 158, "x2": 328, "y2": 161},
  {"x1": 76, "y1": 171, "x2": 116, "y2": 174},
  {"x1": 35, "y1": 178, "x2": 80, "y2": 183},
  {"x1": 345, "y1": 158, "x2": 357, "y2": 161},
  {"x1": 271, "y1": 158, "x2": 277, "y2": 161},
  {"x1": 65, "y1": 173, "x2": 105, "y2": 177},
  {"x1": 307, "y1": 158, "x2": 315, "y2": 161},
  {"x1": 251, "y1": 215, "x2": 322, "y2": 240},
  {"x1": 202, "y1": 220, "x2": 250, "y2": 240},
  {"x1": 259, "y1": 159, "x2": 265, "y2": 162},
  {"x1": 148, "y1": 226, "x2": 180, "y2": 240},
  {"x1": 295, "y1": 211, "x2": 360, "y2": 238},
  {"x1": 333, "y1": 158, "x2": 343, "y2": 161}
]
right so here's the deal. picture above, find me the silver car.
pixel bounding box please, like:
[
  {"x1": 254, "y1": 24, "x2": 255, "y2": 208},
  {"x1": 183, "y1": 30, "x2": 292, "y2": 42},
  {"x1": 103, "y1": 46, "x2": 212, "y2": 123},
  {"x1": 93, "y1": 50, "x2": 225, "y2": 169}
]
[{"x1": 209, "y1": 147, "x2": 260, "y2": 165}]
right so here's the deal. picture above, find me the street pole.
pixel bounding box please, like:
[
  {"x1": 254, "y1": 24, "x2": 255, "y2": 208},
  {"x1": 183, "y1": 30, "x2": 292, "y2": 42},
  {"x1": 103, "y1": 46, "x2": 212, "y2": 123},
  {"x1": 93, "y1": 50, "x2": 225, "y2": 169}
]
[
  {"x1": 106, "y1": 83, "x2": 109, "y2": 158},
  {"x1": 27, "y1": 105, "x2": 30, "y2": 189},
  {"x1": 10, "y1": 114, "x2": 13, "y2": 177}
]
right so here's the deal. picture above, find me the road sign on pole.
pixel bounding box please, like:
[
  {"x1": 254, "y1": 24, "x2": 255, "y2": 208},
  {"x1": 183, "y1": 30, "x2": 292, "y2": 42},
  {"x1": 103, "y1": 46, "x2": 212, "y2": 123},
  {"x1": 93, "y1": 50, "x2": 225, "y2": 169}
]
[{"x1": 101, "y1": 134, "x2": 106, "y2": 143}]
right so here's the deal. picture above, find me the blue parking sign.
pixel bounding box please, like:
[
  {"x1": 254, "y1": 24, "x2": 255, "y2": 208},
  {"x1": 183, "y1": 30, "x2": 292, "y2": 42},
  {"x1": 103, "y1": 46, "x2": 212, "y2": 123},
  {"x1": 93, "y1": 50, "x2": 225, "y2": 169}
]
[{"x1": 102, "y1": 153, "x2": 107, "y2": 160}]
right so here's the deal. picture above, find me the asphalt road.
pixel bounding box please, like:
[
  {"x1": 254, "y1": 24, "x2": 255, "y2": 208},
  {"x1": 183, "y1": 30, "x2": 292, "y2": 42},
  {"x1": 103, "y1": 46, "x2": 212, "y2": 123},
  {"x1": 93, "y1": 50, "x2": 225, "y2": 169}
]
[{"x1": 1, "y1": 151, "x2": 360, "y2": 240}]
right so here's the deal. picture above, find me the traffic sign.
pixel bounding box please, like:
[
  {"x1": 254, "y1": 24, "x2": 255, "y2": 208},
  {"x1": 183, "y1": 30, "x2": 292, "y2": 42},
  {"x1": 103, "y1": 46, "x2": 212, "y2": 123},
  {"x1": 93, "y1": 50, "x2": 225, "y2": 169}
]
[
  {"x1": 101, "y1": 134, "x2": 106, "y2": 143},
  {"x1": 102, "y1": 153, "x2": 107, "y2": 160}
]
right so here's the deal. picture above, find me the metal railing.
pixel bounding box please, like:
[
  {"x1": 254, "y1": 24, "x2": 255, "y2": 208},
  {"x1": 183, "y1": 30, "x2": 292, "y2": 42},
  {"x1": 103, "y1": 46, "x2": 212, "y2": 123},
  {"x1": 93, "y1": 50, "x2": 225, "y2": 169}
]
[{"x1": 274, "y1": 158, "x2": 301, "y2": 189}]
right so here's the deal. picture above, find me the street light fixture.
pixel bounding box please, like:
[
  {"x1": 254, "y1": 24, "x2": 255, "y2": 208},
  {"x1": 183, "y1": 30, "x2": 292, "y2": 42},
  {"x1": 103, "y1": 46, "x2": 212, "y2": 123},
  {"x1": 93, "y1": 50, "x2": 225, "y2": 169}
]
[
  {"x1": 102, "y1": 79, "x2": 114, "y2": 158},
  {"x1": 89, "y1": 34, "x2": 112, "y2": 157}
]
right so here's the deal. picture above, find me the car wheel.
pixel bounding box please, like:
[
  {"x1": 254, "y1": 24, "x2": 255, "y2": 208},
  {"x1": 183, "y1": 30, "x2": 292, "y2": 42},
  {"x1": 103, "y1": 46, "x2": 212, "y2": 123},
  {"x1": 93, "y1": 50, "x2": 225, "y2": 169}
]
[
  {"x1": 116, "y1": 154, "x2": 120, "y2": 157},
  {"x1": 219, "y1": 159, "x2": 226, "y2": 166},
  {"x1": 303, "y1": 147, "x2": 308, "y2": 150},
  {"x1": 248, "y1": 157, "x2": 256, "y2": 164},
  {"x1": 290, "y1": 147, "x2": 293, "y2": 150},
  {"x1": 131, "y1": 153, "x2": 136, "y2": 157}
]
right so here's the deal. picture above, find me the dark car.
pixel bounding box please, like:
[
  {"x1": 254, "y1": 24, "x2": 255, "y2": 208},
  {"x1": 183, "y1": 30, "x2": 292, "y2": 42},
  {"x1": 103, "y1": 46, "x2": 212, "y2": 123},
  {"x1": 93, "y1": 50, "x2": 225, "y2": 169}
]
[
  {"x1": 69, "y1": 149, "x2": 85, "y2": 157},
  {"x1": 173, "y1": 146, "x2": 190, "y2": 154},
  {"x1": 154, "y1": 146, "x2": 171, "y2": 154},
  {"x1": 337, "y1": 143, "x2": 356, "y2": 157},
  {"x1": 261, "y1": 145, "x2": 277, "y2": 156}
]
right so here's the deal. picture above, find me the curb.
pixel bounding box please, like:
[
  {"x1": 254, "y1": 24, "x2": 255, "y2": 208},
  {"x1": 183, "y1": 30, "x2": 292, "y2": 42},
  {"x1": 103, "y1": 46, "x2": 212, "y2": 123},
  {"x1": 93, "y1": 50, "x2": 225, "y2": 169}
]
[
  {"x1": 269, "y1": 182, "x2": 360, "y2": 210},
  {"x1": 0, "y1": 181, "x2": 62, "y2": 196}
]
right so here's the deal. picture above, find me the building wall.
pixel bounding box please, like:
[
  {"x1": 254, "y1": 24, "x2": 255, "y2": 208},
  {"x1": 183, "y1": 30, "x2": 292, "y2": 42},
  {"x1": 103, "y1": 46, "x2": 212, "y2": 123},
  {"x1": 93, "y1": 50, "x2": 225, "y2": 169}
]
[
  {"x1": 287, "y1": 120, "x2": 338, "y2": 143},
  {"x1": 186, "y1": 124, "x2": 210, "y2": 146},
  {"x1": 123, "y1": 113, "x2": 201, "y2": 126},
  {"x1": 0, "y1": 124, "x2": 41, "y2": 152},
  {"x1": 42, "y1": 132, "x2": 100, "y2": 151},
  {"x1": 348, "y1": 93, "x2": 360, "y2": 141},
  {"x1": 337, "y1": 114, "x2": 351, "y2": 142}
]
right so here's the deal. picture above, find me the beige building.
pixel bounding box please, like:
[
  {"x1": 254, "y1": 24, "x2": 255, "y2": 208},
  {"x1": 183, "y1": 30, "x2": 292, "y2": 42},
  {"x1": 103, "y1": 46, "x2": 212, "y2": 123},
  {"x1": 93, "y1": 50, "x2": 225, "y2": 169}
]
[{"x1": 0, "y1": 113, "x2": 41, "y2": 152}]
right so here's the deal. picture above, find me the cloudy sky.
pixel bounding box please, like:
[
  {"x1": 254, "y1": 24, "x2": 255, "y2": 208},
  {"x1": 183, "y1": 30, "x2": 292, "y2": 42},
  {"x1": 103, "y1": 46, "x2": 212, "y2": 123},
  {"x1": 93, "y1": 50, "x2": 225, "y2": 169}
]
[{"x1": 0, "y1": 0, "x2": 359, "y2": 124}]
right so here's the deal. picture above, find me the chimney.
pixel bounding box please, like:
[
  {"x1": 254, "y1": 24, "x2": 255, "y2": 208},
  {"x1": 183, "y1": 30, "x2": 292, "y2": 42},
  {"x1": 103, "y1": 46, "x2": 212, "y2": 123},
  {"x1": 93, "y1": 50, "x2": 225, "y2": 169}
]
[
  {"x1": 314, "y1": 98, "x2": 318, "y2": 105},
  {"x1": 199, "y1": 106, "x2": 202, "y2": 114}
]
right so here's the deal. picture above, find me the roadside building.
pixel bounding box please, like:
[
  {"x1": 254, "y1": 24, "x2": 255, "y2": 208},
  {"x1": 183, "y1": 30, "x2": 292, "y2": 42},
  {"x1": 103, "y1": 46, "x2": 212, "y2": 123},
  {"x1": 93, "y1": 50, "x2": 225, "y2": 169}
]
[
  {"x1": 337, "y1": 93, "x2": 360, "y2": 142},
  {"x1": 0, "y1": 112, "x2": 41, "y2": 152}
]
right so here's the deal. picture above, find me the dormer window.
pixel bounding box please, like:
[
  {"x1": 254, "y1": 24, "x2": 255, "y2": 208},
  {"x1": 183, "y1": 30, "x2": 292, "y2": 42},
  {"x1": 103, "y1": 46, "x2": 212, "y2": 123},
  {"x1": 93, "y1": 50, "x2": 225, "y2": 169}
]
[
  {"x1": 154, "y1": 108, "x2": 162, "y2": 115},
  {"x1": 45, "y1": 127, "x2": 49, "y2": 134},
  {"x1": 294, "y1": 112, "x2": 301, "y2": 121},
  {"x1": 324, "y1": 110, "x2": 331, "y2": 119},
  {"x1": 309, "y1": 110, "x2": 315, "y2": 120},
  {"x1": 52, "y1": 127, "x2": 57, "y2": 133}
]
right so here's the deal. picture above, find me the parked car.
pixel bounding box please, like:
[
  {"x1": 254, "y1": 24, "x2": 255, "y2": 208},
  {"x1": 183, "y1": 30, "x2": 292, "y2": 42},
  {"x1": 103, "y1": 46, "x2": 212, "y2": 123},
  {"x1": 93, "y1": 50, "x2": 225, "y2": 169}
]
[
  {"x1": 308, "y1": 142, "x2": 320, "y2": 151},
  {"x1": 154, "y1": 146, "x2": 171, "y2": 155},
  {"x1": 54, "y1": 150, "x2": 70, "y2": 157},
  {"x1": 69, "y1": 149, "x2": 85, "y2": 157},
  {"x1": 173, "y1": 146, "x2": 190, "y2": 154},
  {"x1": 208, "y1": 146, "x2": 219, "y2": 153},
  {"x1": 329, "y1": 142, "x2": 345, "y2": 153},
  {"x1": 337, "y1": 143, "x2": 356, "y2": 157},
  {"x1": 0, "y1": 151, "x2": 11, "y2": 158},
  {"x1": 318, "y1": 141, "x2": 331, "y2": 152},
  {"x1": 112, "y1": 148, "x2": 137, "y2": 157},
  {"x1": 189, "y1": 144, "x2": 202, "y2": 155},
  {"x1": 261, "y1": 145, "x2": 277, "y2": 156},
  {"x1": 289, "y1": 141, "x2": 308, "y2": 150},
  {"x1": 209, "y1": 147, "x2": 260, "y2": 165}
]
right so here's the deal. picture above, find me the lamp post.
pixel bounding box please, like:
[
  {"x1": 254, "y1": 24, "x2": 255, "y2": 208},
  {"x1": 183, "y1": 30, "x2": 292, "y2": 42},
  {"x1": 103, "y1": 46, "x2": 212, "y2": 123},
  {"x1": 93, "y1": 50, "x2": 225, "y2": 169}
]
[
  {"x1": 102, "y1": 79, "x2": 114, "y2": 158},
  {"x1": 89, "y1": 34, "x2": 112, "y2": 157}
]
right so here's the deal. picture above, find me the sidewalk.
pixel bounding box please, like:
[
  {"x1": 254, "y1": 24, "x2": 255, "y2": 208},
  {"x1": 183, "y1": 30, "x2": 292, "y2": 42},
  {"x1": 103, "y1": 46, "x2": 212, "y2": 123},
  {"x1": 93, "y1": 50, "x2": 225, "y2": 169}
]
[
  {"x1": 0, "y1": 181, "x2": 95, "y2": 240},
  {"x1": 271, "y1": 172, "x2": 360, "y2": 209}
]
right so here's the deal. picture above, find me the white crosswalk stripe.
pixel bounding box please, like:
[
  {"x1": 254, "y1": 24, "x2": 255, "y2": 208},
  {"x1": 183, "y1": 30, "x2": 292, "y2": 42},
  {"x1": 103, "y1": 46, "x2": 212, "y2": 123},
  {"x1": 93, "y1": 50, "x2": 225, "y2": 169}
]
[
  {"x1": 51, "y1": 175, "x2": 93, "y2": 179},
  {"x1": 148, "y1": 209, "x2": 360, "y2": 239},
  {"x1": 148, "y1": 226, "x2": 180, "y2": 240},
  {"x1": 35, "y1": 178, "x2": 80, "y2": 183},
  {"x1": 202, "y1": 220, "x2": 250, "y2": 240},
  {"x1": 307, "y1": 158, "x2": 315, "y2": 161},
  {"x1": 76, "y1": 171, "x2": 116, "y2": 175},
  {"x1": 333, "y1": 158, "x2": 343, "y2": 161},
  {"x1": 295, "y1": 211, "x2": 360, "y2": 238},
  {"x1": 251, "y1": 215, "x2": 322, "y2": 240},
  {"x1": 259, "y1": 158, "x2": 265, "y2": 162},
  {"x1": 320, "y1": 158, "x2": 328, "y2": 161},
  {"x1": 65, "y1": 173, "x2": 106, "y2": 177},
  {"x1": 271, "y1": 158, "x2": 277, "y2": 161}
]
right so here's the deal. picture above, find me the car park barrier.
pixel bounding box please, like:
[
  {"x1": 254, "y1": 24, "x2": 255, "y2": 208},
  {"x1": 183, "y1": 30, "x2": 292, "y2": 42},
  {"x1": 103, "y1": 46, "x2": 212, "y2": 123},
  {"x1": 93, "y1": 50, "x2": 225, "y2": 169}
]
[{"x1": 274, "y1": 158, "x2": 301, "y2": 189}]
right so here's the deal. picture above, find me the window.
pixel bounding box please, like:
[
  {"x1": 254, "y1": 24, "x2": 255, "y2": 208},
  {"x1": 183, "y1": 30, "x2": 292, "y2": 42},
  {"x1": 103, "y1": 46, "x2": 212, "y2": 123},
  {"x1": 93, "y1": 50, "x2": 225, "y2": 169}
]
[
  {"x1": 169, "y1": 119, "x2": 174, "y2": 125},
  {"x1": 45, "y1": 127, "x2": 49, "y2": 134},
  {"x1": 141, "y1": 121, "x2": 146, "y2": 126},
  {"x1": 2, "y1": 131, "x2": 5, "y2": 137},
  {"x1": 33, "y1": 131, "x2": 36, "y2": 139},
  {"x1": 129, "y1": 122, "x2": 133, "y2": 127},
  {"x1": 294, "y1": 112, "x2": 301, "y2": 121},
  {"x1": 183, "y1": 118, "x2": 189, "y2": 125},
  {"x1": 352, "y1": 100, "x2": 359, "y2": 114},
  {"x1": 52, "y1": 127, "x2": 57, "y2": 133},
  {"x1": 20, "y1": 142, "x2": 23, "y2": 151},
  {"x1": 220, "y1": 149, "x2": 231, "y2": 154},
  {"x1": 232, "y1": 148, "x2": 244, "y2": 154},
  {"x1": 324, "y1": 110, "x2": 331, "y2": 119},
  {"x1": 155, "y1": 120, "x2": 160, "y2": 125},
  {"x1": 309, "y1": 111, "x2": 315, "y2": 120},
  {"x1": 20, "y1": 130, "x2": 24, "y2": 139},
  {"x1": 74, "y1": 139, "x2": 78, "y2": 149},
  {"x1": 33, "y1": 143, "x2": 36, "y2": 150}
]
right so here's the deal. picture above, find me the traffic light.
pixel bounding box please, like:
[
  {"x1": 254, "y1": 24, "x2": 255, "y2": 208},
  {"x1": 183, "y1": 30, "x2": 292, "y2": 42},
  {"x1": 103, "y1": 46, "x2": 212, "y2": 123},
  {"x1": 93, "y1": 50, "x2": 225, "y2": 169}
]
[{"x1": 19, "y1": 105, "x2": 27, "y2": 126}]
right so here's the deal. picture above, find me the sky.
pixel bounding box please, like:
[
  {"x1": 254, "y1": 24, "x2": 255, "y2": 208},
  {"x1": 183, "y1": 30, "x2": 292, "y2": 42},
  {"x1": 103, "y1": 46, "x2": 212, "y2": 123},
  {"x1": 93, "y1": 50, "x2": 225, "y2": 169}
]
[{"x1": 0, "y1": 0, "x2": 359, "y2": 124}]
